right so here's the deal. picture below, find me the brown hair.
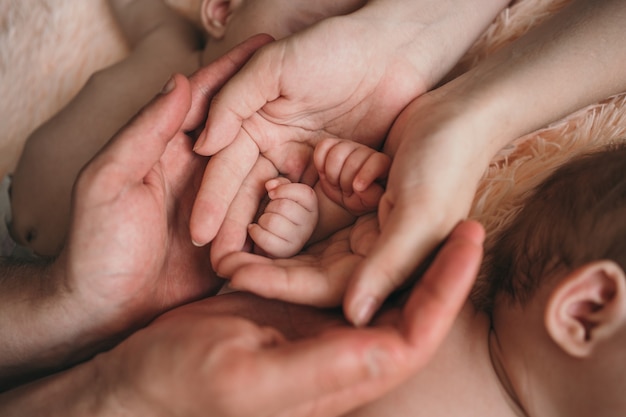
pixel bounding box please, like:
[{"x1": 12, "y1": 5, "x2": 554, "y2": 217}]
[{"x1": 483, "y1": 142, "x2": 626, "y2": 313}]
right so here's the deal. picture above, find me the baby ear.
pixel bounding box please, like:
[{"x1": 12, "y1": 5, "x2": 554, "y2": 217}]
[
  {"x1": 545, "y1": 260, "x2": 626, "y2": 358},
  {"x1": 200, "y1": 0, "x2": 243, "y2": 39}
]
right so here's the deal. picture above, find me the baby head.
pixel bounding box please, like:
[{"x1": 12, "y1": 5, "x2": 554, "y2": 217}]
[
  {"x1": 486, "y1": 143, "x2": 626, "y2": 416},
  {"x1": 198, "y1": 0, "x2": 365, "y2": 64}
]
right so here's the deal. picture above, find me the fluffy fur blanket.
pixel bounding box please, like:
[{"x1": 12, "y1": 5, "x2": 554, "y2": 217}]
[
  {"x1": 1, "y1": 0, "x2": 625, "y2": 252},
  {"x1": 0, "y1": 0, "x2": 200, "y2": 178}
]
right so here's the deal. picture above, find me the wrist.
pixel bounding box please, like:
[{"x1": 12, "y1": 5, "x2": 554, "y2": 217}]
[
  {"x1": 53, "y1": 255, "x2": 146, "y2": 367},
  {"x1": 433, "y1": 71, "x2": 524, "y2": 160},
  {"x1": 354, "y1": 0, "x2": 510, "y2": 89},
  {"x1": 89, "y1": 351, "x2": 167, "y2": 417},
  {"x1": 444, "y1": 0, "x2": 626, "y2": 149},
  {"x1": 0, "y1": 254, "x2": 135, "y2": 390},
  {"x1": 0, "y1": 258, "x2": 83, "y2": 387},
  {"x1": 0, "y1": 357, "x2": 150, "y2": 417},
  {"x1": 0, "y1": 360, "x2": 100, "y2": 416},
  {"x1": 386, "y1": 81, "x2": 508, "y2": 174}
]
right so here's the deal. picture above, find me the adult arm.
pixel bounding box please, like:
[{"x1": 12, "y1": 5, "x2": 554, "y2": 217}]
[
  {"x1": 0, "y1": 221, "x2": 485, "y2": 417},
  {"x1": 346, "y1": 0, "x2": 626, "y2": 324},
  {"x1": 188, "y1": 0, "x2": 509, "y2": 261},
  {"x1": 208, "y1": 0, "x2": 626, "y2": 325}
]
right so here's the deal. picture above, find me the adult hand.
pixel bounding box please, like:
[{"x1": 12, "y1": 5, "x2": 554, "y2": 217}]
[
  {"x1": 344, "y1": 0, "x2": 626, "y2": 325},
  {"x1": 215, "y1": 86, "x2": 498, "y2": 325},
  {"x1": 46, "y1": 35, "x2": 273, "y2": 366},
  {"x1": 210, "y1": 91, "x2": 496, "y2": 325},
  {"x1": 220, "y1": 214, "x2": 381, "y2": 306},
  {"x1": 0, "y1": 220, "x2": 484, "y2": 417},
  {"x1": 106, "y1": 221, "x2": 485, "y2": 417},
  {"x1": 344, "y1": 91, "x2": 496, "y2": 325},
  {"x1": 59, "y1": 73, "x2": 214, "y2": 338},
  {"x1": 189, "y1": 0, "x2": 507, "y2": 268}
]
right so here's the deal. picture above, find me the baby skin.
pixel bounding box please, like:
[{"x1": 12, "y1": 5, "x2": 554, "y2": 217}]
[
  {"x1": 236, "y1": 144, "x2": 626, "y2": 417},
  {"x1": 251, "y1": 138, "x2": 389, "y2": 258},
  {"x1": 359, "y1": 145, "x2": 626, "y2": 417},
  {"x1": 9, "y1": 0, "x2": 366, "y2": 256}
]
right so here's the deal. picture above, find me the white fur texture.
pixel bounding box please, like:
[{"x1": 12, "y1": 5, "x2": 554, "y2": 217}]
[{"x1": 0, "y1": 0, "x2": 200, "y2": 178}]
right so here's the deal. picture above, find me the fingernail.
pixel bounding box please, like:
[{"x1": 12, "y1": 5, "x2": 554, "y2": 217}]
[
  {"x1": 226, "y1": 279, "x2": 241, "y2": 291},
  {"x1": 351, "y1": 295, "x2": 379, "y2": 327},
  {"x1": 193, "y1": 131, "x2": 207, "y2": 153},
  {"x1": 161, "y1": 75, "x2": 176, "y2": 94},
  {"x1": 353, "y1": 179, "x2": 365, "y2": 192},
  {"x1": 192, "y1": 239, "x2": 205, "y2": 247},
  {"x1": 265, "y1": 178, "x2": 278, "y2": 190}
]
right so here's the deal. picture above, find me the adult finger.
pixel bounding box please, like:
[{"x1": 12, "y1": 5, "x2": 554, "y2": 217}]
[
  {"x1": 189, "y1": 132, "x2": 260, "y2": 246},
  {"x1": 221, "y1": 237, "x2": 358, "y2": 307},
  {"x1": 402, "y1": 220, "x2": 484, "y2": 353},
  {"x1": 343, "y1": 198, "x2": 448, "y2": 326},
  {"x1": 184, "y1": 34, "x2": 274, "y2": 132},
  {"x1": 229, "y1": 261, "x2": 348, "y2": 307},
  {"x1": 289, "y1": 222, "x2": 483, "y2": 416},
  {"x1": 207, "y1": 155, "x2": 278, "y2": 262},
  {"x1": 239, "y1": 327, "x2": 410, "y2": 417}
]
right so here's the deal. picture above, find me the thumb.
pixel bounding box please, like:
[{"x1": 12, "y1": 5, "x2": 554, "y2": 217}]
[
  {"x1": 194, "y1": 41, "x2": 284, "y2": 155},
  {"x1": 343, "y1": 200, "x2": 455, "y2": 327},
  {"x1": 253, "y1": 328, "x2": 412, "y2": 417},
  {"x1": 402, "y1": 220, "x2": 483, "y2": 351},
  {"x1": 184, "y1": 33, "x2": 274, "y2": 133}
]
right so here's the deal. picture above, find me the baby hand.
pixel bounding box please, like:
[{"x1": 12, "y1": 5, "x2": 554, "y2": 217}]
[
  {"x1": 314, "y1": 138, "x2": 390, "y2": 215},
  {"x1": 249, "y1": 177, "x2": 319, "y2": 258}
]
